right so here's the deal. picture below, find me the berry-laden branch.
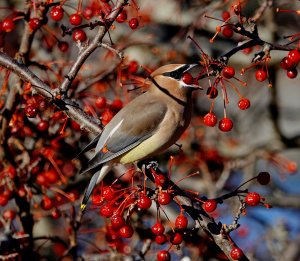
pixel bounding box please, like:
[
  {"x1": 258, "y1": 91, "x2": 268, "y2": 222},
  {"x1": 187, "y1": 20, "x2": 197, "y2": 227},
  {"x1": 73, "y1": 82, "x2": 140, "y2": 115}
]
[
  {"x1": 59, "y1": 0, "x2": 128, "y2": 94},
  {"x1": 0, "y1": 52, "x2": 101, "y2": 134},
  {"x1": 139, "y1": 162, "x2": 250, "y2": 261}
]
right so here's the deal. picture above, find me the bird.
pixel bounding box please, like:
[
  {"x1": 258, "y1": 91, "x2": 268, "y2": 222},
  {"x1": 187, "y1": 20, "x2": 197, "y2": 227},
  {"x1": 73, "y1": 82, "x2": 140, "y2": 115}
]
[{"x1": 79, "y1": 63, "x2": 200, "y2": 211}]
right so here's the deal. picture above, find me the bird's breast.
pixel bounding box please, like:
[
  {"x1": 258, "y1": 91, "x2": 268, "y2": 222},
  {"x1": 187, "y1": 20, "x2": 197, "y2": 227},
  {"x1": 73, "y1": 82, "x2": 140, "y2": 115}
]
[{"x1": 118, "y1": 102, "x2": 192, "y2": 164}]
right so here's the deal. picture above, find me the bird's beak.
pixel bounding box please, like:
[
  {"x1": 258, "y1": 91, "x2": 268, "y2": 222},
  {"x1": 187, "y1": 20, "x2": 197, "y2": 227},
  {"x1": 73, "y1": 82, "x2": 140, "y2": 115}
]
[{"x1": 181, "y1": 64, "x2": 203, "y2": 90}]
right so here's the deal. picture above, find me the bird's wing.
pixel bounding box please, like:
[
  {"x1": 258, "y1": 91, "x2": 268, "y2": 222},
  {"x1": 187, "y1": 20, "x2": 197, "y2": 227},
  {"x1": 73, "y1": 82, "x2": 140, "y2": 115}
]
[
  {"x1": 79, "y1": 97, "x2": 167, "y2": 175},
  {"x1": 75, "y1": 132, "x2": 102, "y2": 158}
]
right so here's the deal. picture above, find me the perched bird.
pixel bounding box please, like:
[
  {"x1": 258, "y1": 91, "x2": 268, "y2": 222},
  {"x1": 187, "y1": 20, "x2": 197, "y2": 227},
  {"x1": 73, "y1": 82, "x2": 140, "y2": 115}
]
[{"x1": 79, "y1": 64, "x2": 200, "y2": 211}]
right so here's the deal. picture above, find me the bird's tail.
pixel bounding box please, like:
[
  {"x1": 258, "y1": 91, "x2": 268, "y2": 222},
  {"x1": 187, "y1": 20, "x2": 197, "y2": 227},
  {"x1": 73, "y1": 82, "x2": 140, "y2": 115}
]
[{"x1": 80, "y1": 163, "x2": 112, "y2": 212}]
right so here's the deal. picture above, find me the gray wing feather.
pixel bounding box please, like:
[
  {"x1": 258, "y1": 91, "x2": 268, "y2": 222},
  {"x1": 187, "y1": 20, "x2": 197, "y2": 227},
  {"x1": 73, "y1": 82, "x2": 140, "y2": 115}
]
[{"x1": 79, "y1": 94, "x2": 167, "y2": 175}]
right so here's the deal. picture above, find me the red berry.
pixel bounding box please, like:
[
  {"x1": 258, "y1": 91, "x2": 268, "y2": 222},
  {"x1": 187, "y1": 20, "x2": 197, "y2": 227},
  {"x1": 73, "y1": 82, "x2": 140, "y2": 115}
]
[
  {"x1": 129, "y1": 18, "x2": 139, "y2": 29},
  {"x1": 206, "y1": 87, "x2": 218, "y2": 99},
  {"x1": 101, "y1": 109, "x2": 114, "y2": 125},
  {"x1": 245, "y1": 192, "x2": 261, "y2": 206},
  {"x1": 218, "y1": 117, "x2": 233, "y2": 132},
  {"x1": 110, "y1": 215, "x2": 126, "y2": 230},
  {"x1": 95, "y1": 97, "x2": 107, "y2": 109},
  {"x1": 257, "y1": 172, "x2": 270, "y2": 185},
  {"x1": 83, "y1": 7, "x2": 94, "y2": 20},
  {"x1": 127, "y1": 60, "x2": 139, "y2": 74},
  {"x1": 50, "y1": 6, "x2": 64, "y2": 21},
  {"x1": 203, "y1": 199, "x2": 217, "y2": 212},
  {"x1": 287, "y1": 49, "x2": 300, "y2": 66},
  {"x1": 182, "y1": 72, "x2": 194, "y2": 84},
  {"x1": 238, "y1": 98, "x2": 251, "y2": 110},
  {"x1": 158, "y1": 192, "x2": 171, "y2": 205},
  {"x1": 110, "y1": 99, "x2": 123, "y2": 112},
  {"x1": 3, "y1": 209, "x2": 16, "y2": 220},
  {"x1": 51, "y1": 208, "x2": 61, "y2": 219},
  {"x1": 222, "y1": 10, "x2": 231, "y2": 21},
  {"x1": 29, "y1": 18, "x2": 42, "y2": 31},
  {"x1": 280, "y1": 57, "x2": 294, "y2": 70},
  {"x1": 0, "y1": 194, "x2": 8, "y2": 206},
  {"x1": 137, "y1": 195, "x2": 152, "y2": 209},
  {"x1": 44, "y1": 170, "x2": 59, "y2": 184},
  {"x1": 230, "y1": 247, "x2": 244, "y2": 260},
  {"x1": 37, "y1": 120, "x2": 49, "y2": 131},
  {"x1": 222, "y1": 26, "x2": 233, "y2": 38},
  {"x1": 175, "y1": 214, "x2": 188, "y2": 229},
  {"x1": 41, "y1": 196, "x2": 53, "y2": 210},
  {"x1": 25, "y1": 104, "x2": 38, "y2": 118},
  {"x1": 2, "y1": 18, "x2": 16, "y2": 32},
  {"x1": 204, "y1": 112, "x2": 217, "y2": 127},
  {"x1": 255, "y1": 69, "x2": 267, "y2": 82},
  {"x1": 222, "y1": 66, "x2": 235, "y2": 79},
  {"x1": 170, "y1": 232, "x2": 183, "y2": 245},
  {"x1": 151, "y1": 223, "x2": 165, "y2": 235},
  {"x1": 100, "y1": 204, "x2": 115, "y2": 217},
  {"x1": 102, "y1": 186, "x2": 115, "y2": 201},
  {"x1": 119, "y1": 225, "x2": 134, "y2": 238},
  {"x1": 155, "y1": 234, "x2": 167, "y2": 244},
  {"x1": 69, "y1": 13, "x2": 82, "y2": 26},
  {"x1": 287, "y1": 68, "x2": 298, "y2": 79},
  {"x1": 72, "y1": 29, "x2": 87, "y2": 42},
  {"x1": 157, "y1": 250, "x2": 171, "y2": 261},
  {"x1": 154, "y1": 174, "x2": 167, "y2": 187},
  {"x1": 36, "y1": 173, "x2": 47, "y2": 186},
  {"x1": 116, "y1": 10, "x2": 127, "y2": 23},
  {"x1": 58, "y1": 41, "x2": 69, "y2": 52}
]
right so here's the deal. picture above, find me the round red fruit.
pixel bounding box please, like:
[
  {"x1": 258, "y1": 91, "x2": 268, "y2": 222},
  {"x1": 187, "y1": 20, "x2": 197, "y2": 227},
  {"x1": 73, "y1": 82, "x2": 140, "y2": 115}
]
[
  {"x1": 41, "y1": 196, "x2": 53, "y2": 210},
  {"x1": 182, "y1": 72, "x2": 194, "y2": 84},
  {"x1": 83, "y1": 7, "x2": 94, "y2": 20},
  {"x1": 50, "y1": 6, "x2": 64, "y2": 21},
  {"x1": 218, "y1": 117, "x2": 233, "y2": 132},
  {"x1": 245, "y1": 192, "x2": 261, "y2": 206},
  {"x1": 157, "y1": 250, "x2": 171, "y2": 261},
  {"x1": 116, "y1": 10, "x2": 127, "y2": 23},
  {"x1": 206, "y1": 87, "x2": 218, "y2": 99},
  {"x1": 151, "y1": 223, "x2": 165, "y2": 235},
  {"x1": 155, "y1": 234, "x2": 167, "y2": 245},
  {"x1": 0, "y1": 195, "x2": 8, "y2": 206},
  {"x1": 69, "y1": 13, "x2": 82, "y2": 26},
  {"x1": 129, "y1": 18, "x2": 139, "y2": 29},
  {"x1": 110, "y1": 215, "x2": 126, "y2": 230},
  {"x1": 99, "y1": 204, "x2": 115, "y2": 217},
  {"x1": 170, "y1": 232, "x2": 183, "y2": 245},
  {"x1": 95, "y1": 97, "x2": 107, "y2": 109},
  {"x1": 230, "y1": 247, "x2": 244, "y2": 260},
  {"x1": 137, "y1": 195, "x2": 152, "y2": 209},
  {"x1": 102, "y1": 186, "x2": 115, "y2": 200},
  {"x1": 238, "y1": 98, "x2": 250, "y2": 110},
  {"x1": 287, "y1": 68, "x2": 298, "y2": 79},
  {"x1": 257, "y1": 172, "x2": 270, "y2": 185},
  {"x1": 158, "y1": 192, "x2": 171, "y2": 205},
  {"x1": 2, "y1": 18, "x2": 16, "y2": 32},
  {"x1": 222, "y1": 66, "x2": 235, "y2": 79},
  {"x1": 25, "y1": 104, "x2": 38, "y2": 118},
  {"x1": 204, "y1": 112, "x2": 217, "y2": 127},
  {"x1": 72, "y1": 29, "x2": 87, "y2": 42},
  {"x1": 3, "y1": 209, "x2": 16, "y2": 220},
  {"x1": 287, "y1": 49, "x2": 300, "y2": 66},
  {"x1": 119, "y1": 225, "x2": 134, "y2": 238},
  {"x1": 29, "y1": 18, "x2": 42, "y2": 31},
  {"x1": 175, "y1": 214, "x2": 188, "y2": 229},
  {"x1": 255, "y1": 69, "x2": 267, "y2": 82},
  {"x1": 222, "y1": 26, "x2": 233, "y2": 38},
  {"x1": 222, "y1": 10, "x2": 231, "y2": 21},
  {"x1": 154, "y1": 174, "x2": 167, "y2": 187},
  {"x1": 280, "y1": 57, "x2": 294, "y2": 70},
  {"x1": 127, "y1": 60, "x2": 139, "y2": 74},
  {"x1": 110, "y1": 99, "x2": 123, "y2": 112},
  {"x1": 58, "y1": 41, "x2": 69, "y2": 52},
  {"x1": 203, "y1": 199, "x2": 217, "y2": 212},
  {"x1": 37, "y1": 120, "x2": 49, "y2": 132}
]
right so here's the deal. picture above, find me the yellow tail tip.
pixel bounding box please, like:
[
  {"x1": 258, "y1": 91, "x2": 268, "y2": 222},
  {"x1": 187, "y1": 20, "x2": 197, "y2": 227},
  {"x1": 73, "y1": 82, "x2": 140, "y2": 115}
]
[{"x1": 80, "y1": 204, "x2": 86, "y2": 211}]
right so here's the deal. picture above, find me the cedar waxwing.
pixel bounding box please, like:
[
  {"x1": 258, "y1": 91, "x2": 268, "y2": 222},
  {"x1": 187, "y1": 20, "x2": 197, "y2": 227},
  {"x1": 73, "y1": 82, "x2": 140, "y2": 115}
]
[{"x1": 79, "y1": 64, "x2": 200, "y2": 211}]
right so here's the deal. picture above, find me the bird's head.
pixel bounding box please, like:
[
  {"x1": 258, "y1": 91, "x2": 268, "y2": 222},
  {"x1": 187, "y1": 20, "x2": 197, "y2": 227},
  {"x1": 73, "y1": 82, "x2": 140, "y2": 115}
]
[{"x1": 149, "y1": 64, "x2": 201, "y2": 97}]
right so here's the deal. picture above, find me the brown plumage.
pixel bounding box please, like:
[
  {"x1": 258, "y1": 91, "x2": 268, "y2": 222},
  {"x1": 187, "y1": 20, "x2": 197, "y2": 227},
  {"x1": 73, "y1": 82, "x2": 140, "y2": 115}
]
[{"x1": 79, "y1": 64, "x2": 199, "y2": 211}]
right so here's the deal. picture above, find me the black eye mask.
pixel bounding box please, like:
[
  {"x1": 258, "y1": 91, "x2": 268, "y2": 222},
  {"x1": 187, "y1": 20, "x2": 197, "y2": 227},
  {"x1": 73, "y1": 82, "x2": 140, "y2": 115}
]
[{"x1": 162, "y1": 65, "x2": 190, "y2": 80}]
